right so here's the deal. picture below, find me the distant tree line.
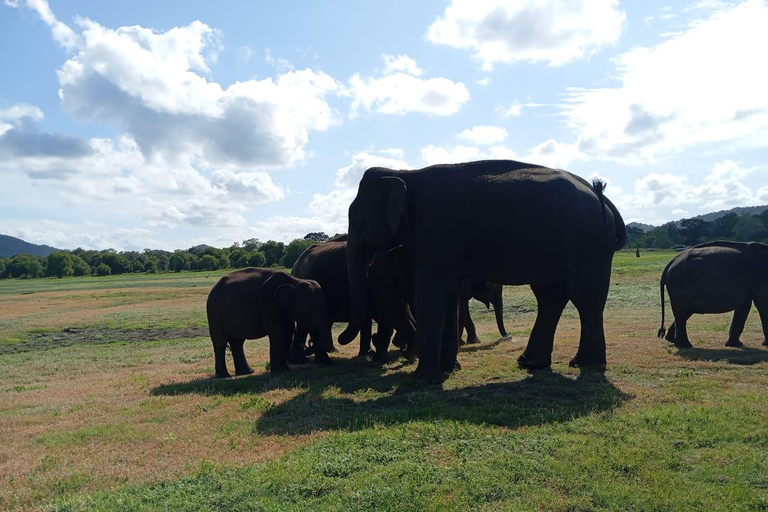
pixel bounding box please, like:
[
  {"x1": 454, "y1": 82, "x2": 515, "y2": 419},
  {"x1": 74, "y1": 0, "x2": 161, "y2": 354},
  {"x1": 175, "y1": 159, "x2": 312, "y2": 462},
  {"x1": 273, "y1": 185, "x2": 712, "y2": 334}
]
[
  {"x1": 628, "y1": 211, "x2": 768, "y2": 248},
  {"x1": 0, "y1": 233, "x2": 342, "y2": 279}
]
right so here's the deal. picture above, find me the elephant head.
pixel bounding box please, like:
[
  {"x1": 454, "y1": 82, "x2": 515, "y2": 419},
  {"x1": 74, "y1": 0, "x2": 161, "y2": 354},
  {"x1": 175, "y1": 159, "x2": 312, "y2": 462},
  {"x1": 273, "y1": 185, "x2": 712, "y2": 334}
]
[
  {"x1": 339, "y1": 175, "x2": 409, "y2": 345},
  {"x1": 272, "y1": 277, "x2": 334, "y2": 352}
]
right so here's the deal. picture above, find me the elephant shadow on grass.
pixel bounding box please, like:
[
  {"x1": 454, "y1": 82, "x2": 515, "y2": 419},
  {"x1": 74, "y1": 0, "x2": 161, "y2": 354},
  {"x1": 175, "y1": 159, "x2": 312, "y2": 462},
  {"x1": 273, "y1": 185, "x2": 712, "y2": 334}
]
[
  {"x1": 152, "y1": 351, "x2": 631, "y2": 436},
  {"x1": 675, "y1": 346, "x2": 768, "y2": 365}
]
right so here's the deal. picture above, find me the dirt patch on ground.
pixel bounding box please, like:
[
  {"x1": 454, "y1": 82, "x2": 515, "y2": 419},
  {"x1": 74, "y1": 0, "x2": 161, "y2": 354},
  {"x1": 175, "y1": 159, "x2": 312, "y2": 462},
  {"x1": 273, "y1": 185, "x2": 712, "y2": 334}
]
[{"x1": 1, "y1": 326, "x2": 209, "y2": 355}]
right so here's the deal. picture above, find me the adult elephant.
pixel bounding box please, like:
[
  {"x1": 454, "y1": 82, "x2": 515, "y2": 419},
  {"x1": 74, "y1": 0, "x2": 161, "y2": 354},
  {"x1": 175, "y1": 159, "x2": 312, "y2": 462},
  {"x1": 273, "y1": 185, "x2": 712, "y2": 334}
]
[
  {"x1": 206, "y1": 268, "x2": 333, "y2": 377},
  {"x1": 658, "y1": 241, "x2": 768, "y2": 348},
  {"x1": 339, "y1": 159, "x2": 626, "y2": 382},
  {"x1": 291, "y1": 237, "x2": 415, "y2": 361},
  {"x1": 460, "y1": 279, "x2": 507, "y2": 344}
]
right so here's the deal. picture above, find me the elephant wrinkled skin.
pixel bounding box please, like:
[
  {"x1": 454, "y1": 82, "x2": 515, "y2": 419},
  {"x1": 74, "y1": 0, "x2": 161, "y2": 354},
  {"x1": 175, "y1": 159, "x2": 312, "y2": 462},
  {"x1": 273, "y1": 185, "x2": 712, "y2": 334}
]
[{"x1": 339, "y1": 159, "x2": 626, "y2": 383}]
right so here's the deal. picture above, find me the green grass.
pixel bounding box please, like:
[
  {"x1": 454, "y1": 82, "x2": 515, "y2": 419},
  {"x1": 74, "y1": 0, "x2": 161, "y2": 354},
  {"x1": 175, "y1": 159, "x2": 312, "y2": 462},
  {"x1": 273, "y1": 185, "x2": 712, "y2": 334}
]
[{"x1": 2, "y1": 251, "x2": 768, "y2": 511}]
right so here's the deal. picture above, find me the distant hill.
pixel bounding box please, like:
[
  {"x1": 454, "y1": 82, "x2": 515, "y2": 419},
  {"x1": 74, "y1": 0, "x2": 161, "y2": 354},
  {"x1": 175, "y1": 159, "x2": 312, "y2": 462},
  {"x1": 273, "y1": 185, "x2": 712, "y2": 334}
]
[
  {"x1": 0, "y1": 234, "x2": 59, "y2": 258},
  {"x1": 691, "y1": 204, "x2": 768, "y2": 223},
  {"x1": 627, "y1": 222, "x2": 655, "y2": 233},
  {"x1": 630, "y1": 204, "x2": 768, "y2": 231}
]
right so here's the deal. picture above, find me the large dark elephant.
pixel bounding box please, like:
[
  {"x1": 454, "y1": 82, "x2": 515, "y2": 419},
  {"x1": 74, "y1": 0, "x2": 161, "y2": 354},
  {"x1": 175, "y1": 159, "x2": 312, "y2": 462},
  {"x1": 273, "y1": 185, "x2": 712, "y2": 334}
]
[
  {"x1": 291, "y1": 238, "x2": 415, "y2": 361},
  {"x1": 339, "y1": 159, "x2": 626, "y2": 382},
  {"x1": 658, "y1": 241, "x2": 768, "y2": 348},
  {"x1": 206, "y1": 268, "x2": 332, "y2": 377},
  {"x1": 460, "y1": 279, "x2": 507, "y2": 344}
]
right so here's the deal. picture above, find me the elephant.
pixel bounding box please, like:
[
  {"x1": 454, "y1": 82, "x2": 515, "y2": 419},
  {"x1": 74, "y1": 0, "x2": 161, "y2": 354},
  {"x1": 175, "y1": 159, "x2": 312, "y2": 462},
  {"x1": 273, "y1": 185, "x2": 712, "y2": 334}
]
[
  {"x1": 459, "y1": 278, "x2": 507, "y2": 344},
  {"x1": 206, "y1": 268, "x2": 333, "y2": 377},
  {"x1": 657, "y1": 241, "x2": 768, "y2": 348},
  {"x1": 338, "y1": 159, "x2": 626, "y2": 382},
  {"x1": 291, "y1": 238, "x2": 415, "y2": 362}
]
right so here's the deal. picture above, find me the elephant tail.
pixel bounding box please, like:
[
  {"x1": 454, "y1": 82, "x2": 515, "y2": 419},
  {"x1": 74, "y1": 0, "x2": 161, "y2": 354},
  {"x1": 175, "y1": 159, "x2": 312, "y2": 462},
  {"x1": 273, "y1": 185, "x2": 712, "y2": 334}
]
[
  {"x1": 592, "y1": 179, "x2": 626, "y2": 252},
  {"x1": 657, "y1": 260, "x2": 672, "y2": 338}
]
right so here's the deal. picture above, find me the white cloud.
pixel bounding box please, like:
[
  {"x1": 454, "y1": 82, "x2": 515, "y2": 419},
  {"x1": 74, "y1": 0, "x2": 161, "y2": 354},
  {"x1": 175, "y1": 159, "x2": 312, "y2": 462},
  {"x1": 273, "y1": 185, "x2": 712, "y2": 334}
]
[
  {"x1": 348, "y1": 55, "x2": 469, "y2": 117},
  {"x1": 210, "y1": 169, "x2": 284, "y2": 202},
  {"x1": 0, "y1": 103, "x2": 44, "y2": 122},
  {"x1": 457, "y1": 125, "x2": 508, "y2": 145},
  {"x1": 524, "y1": 139, "x2": 580, "y2": 169},
  {"x1": 497, "y1": 101, "x2": 522, "y2": 118},
  {"x1": 563, "y1": 0, "x2": 768, "y2": 163},
  {"x1": 476, "y1": 78, "x2": 490, "y2": 86},
  {"x1": 426, "y1": 0, "x2": 625, "y2": 70},
  {"x1": 43, "y1": 16, "x2": 341, "y2": 169},
  {"x1": 420, "y1": 144, "x2": 517, "y2": 166},
  {"x1": 13, "y1": 0, "x2": 81, "y2": 51},
  {"x1": 704, "y1": 159, "x2": 754, "y2": 182},
  {"x1": 382, "y1": 54, "x2": 422, "y2": 76}
]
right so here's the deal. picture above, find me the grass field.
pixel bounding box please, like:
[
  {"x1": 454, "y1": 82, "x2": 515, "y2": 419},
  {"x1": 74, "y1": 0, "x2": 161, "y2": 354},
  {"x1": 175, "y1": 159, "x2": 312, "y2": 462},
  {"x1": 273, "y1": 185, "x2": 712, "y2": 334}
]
[{"x1": 1, "y1": 251, "x2": 767, "y2": 511}]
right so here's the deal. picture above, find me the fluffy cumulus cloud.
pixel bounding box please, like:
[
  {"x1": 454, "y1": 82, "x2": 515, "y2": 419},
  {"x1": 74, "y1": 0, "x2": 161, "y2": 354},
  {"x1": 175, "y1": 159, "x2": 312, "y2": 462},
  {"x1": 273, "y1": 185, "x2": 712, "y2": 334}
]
[
  {"x1": 616, "y1": 160, "x2": 765, "y2": 224},
  {"x1": 456, "y1": 125, "x2": 508, "y2": 145},
  {"x1": 263, "y1": 150, "x2": 413, "y2": 237},
  {"x1": 348, "y1": 55, "x2": 469, "y2": 116},
  {"x1": 561, "y1": 0, "x2": 768, "y2": 164},
  {"x1": 421, "y1": 144, "x2": 517, "y2": 166},
  {"x1": 55, "y1": 18, "x2": 341, "y2": 168},
  {"x1": 427, "y1": 0, "x2": 625, "y2": 70}
]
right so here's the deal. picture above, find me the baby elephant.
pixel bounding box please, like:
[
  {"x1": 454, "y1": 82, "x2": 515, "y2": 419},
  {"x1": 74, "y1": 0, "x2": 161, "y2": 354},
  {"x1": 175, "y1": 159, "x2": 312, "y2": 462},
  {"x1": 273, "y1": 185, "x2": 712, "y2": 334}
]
[
  {"x1": 658, "y1": 241, "x2": 768, "y2": 348},
  {"x1": 206, "y1": 268, "x2": 333, "y2": 377}
]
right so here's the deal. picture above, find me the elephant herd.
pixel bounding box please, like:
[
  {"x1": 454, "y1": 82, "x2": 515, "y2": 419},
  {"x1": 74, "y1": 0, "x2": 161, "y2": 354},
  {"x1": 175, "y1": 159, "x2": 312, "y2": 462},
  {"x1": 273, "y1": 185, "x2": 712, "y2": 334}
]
[{"x1": 206, "y1": 159, "x2": 768, "y2": 382}]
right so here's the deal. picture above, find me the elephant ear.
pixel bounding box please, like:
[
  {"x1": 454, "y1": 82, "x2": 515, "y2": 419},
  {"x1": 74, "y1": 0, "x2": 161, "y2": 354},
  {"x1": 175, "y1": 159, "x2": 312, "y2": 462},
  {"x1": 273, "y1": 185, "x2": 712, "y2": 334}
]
[
  {"x1": 273, "y1": 283, "x2": 297, "y2": 311},
  {"x1": 382, "y1": 176, "x2": 407, "y2": 237}
]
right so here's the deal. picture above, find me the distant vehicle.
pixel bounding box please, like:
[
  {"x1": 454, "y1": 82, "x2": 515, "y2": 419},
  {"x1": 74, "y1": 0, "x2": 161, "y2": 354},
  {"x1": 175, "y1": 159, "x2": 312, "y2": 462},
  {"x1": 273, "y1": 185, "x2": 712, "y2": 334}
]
[{"x1": 673, "y1": 245, "x2": 690, "y2": 251}]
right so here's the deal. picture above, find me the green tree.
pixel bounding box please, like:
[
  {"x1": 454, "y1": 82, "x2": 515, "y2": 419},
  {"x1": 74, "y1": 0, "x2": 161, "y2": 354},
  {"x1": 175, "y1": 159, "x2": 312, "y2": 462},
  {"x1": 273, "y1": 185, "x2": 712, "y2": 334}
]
[
  {"x1": 72, "y1": 255, "x2": 91, "y2": 276},
  {"x1": 230, "y1": 249, "x2": 250, "y2": 268},
  {"x1": 144, "y1": 259, "x2": 158, "y2": 273},
  {"x1": 198, "y1": 254, "x2": 219, "y2": 271},
  {"x1": 710, "y1": 213, "x2": 739, "y2": 239},
  {"x1": 651, "y1": 226, "x2": 673, "y2": 249},
  {"x1": 282, "y1": 239, "x2": 314, "y2": 268},
  {"x1": 94, "y1": 263, "x2": 112, "y2": 276},
  {"x1": 679, "y1": 218, "x2": 709, "y2": 246},
  {"x1": 6, "y1": 255, "x2": 43, "y2": 278},
  {"x1": 168, "y1": 251, "x2": 191, "y2": 272},
  {"x1": 247, "y1": 251, "x2": 267, "y2": 267},
  {"x1": 242, "y1": 238, "x2": 261, "y2": 251},
  {"x1": 45, "y1": 252, "x2": 75, "y2": 278},
  {"x1": 0, "y1": 258, "x2": 6, "y2": 278},
  {"x1": 261, "y1": 241, "x2": 285, "y2": 266},
  {"x1": 304, "y1": 232, "x2": 329, "y2": 243},
  {"x1": 734, "y1": 215, "x2": 767, "y2": 241},
  {"x1": 100, "y1": 253, "x2": 131, "y2": 275}
]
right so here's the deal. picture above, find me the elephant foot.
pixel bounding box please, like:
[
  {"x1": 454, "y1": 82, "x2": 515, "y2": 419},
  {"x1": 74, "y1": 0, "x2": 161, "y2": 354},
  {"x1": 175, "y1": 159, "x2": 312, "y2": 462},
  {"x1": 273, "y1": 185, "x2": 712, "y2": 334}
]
[
  {"x1": 373, "y1": 351, "x2": 389, "y2": 364},
  {"x1": 443, "y1": 359, "x2": 461, "y2": 373},
  {"x1": 356, "y1": 349, "x2": 375, "y2": 359},
  {"x1": 499, "y1": 330, "x2": 508, "y2": 338},
  {"x1": 268, "y1": 362, "x2": 290, "y2": 373},
  {"x1": 465, "y1": 336, "x2": 481, "y2": 345},
  {"x1": 517, "y1": 351, "x2": 551, "y2": 370},
  {"x1": 762, "y1": 338, "x2": 768, "y2": 347},
  {"x1": 674, "y1": 340, "x2": 693, "y2": 349},
  {"x1": 413, "y1": 364, "x2": 444, "y2": 385},
  {"x1": 214, "y1": 370, "x2": 231, "y2": 379},
  {"x1": 304, "y1": 345, "x2": 317, "y2": 356},
  {"x1": 288, "y1": 353, "x2": 310, "y2": 365},
  {"x1": 392, "y1": 337, "x2": 406, "y2": 349},
  {"x1": 402, "y1": 346, "x2": 417, "y2": 361},
  {"x1": 235, "y1": 366, "x2": 254, "y2": 376},
  {"x1": 568, "y1": 357, "x2": 606, "y2": 371},
  {"x1": 725, "y1": 339, "x2": 744, "y2": 348},
  {"x1": 314, "y1": 352, "x2": 333, "y2": 365}
]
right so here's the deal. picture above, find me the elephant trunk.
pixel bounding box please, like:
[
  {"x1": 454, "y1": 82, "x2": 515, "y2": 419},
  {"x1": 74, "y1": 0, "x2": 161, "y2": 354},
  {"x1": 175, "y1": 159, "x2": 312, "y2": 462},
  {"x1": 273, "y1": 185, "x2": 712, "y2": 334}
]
[{"x1": 338, "y1": 233, "x2": 371, "y2": 345}]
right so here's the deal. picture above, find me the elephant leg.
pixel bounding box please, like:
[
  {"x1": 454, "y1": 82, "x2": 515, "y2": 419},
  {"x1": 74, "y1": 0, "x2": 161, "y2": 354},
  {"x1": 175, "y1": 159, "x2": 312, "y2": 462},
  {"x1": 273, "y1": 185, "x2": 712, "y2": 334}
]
[
  {"x1": 358, "y1": 310, "x2": 374, "y2": 358},
  {"x1": 289, "y1": 325, "x2": 310, "y2": 364},
  {"x1": 392, "y1": 331, "x2": 406, "y2": 349},
  {"x1": 440, "y1": 290, "x2": 461, "y2": 373},
  {"x1": 493, "y1": 291, "x2": 507, "y2": 338},
  {"x1": 753, "y1": 295, "x2": 768, "y2": 346},
  {"x1": 211, "y1": 337, "x2": 230, "y2": 378},
  {"x1": 229, "y1": 338, "x2": 253, "y2": 376},
  {"x1": 671, "y1": 307, "x2": 693, "y2": 348},
  {"x1": 569, "y1": 263, "x2": 610, "y2": 368},
  {"x1": 725, "y1": 301, "x2": 751, "y2": 347},
  {"x1": 518, "y1": 284, "x2": 568, "y2": 369},
  {"x1": 460, "y1": 299, "x2": 480, "y2": 344},
  {"x1": 665, "y1": 321, "x2": 677, "y2": 344},
  {"x1": 373, "y1": 325, "x2": 394, "y2": 362},
  {"x1": 413, "y1": 271, "x2": 457, "y2": 383}
]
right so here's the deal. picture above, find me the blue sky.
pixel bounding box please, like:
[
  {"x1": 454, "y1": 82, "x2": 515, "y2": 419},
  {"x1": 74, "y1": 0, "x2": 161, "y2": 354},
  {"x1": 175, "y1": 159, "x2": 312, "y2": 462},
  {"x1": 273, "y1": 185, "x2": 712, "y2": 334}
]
[{"x1": 1, "y1": 0, "x2": 766, "y2": 250}]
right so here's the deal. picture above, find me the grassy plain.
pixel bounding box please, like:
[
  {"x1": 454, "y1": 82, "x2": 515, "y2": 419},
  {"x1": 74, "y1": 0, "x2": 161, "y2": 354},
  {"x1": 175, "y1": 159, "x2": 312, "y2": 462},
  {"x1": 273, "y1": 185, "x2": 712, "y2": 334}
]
[{"x1": 1, "y1": 251, "x2": 766, "y2": 511}]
